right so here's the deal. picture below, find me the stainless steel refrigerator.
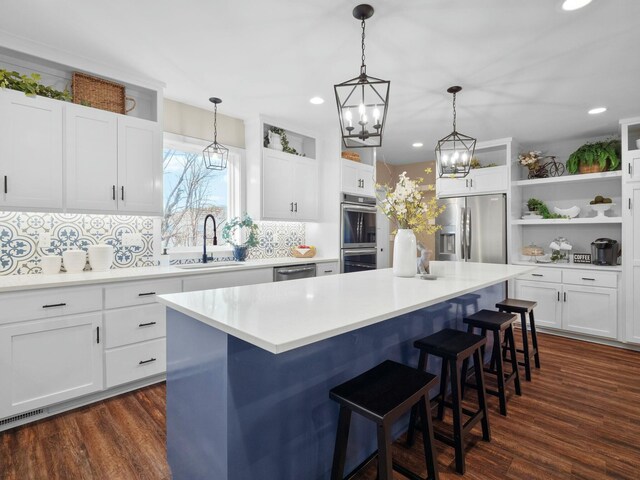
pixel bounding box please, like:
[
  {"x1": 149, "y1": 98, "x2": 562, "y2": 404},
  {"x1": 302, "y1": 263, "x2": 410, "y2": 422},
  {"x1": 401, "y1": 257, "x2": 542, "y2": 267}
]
[{"x1": 435, "y1": 194, "x2": 507, "y2": 264}]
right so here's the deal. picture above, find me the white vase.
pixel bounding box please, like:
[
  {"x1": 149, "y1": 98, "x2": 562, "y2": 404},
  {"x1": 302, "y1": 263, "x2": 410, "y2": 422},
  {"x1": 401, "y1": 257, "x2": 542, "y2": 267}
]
[
  {"x1": 393, "y1": 229, "x2": 417, "y2": 277},
  {"x1": 268, "y1": 132, "x2": 283, "y2": 151}
]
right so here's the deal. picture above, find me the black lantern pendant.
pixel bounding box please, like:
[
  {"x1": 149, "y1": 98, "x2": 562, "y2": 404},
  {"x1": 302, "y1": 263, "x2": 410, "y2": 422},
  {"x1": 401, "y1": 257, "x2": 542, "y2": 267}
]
[
  {"x1": 203, "y1": 97, "x2": 229, "y2": 170},
  {"x1": 435, "y1": 86, "x2": 476, "y2": 178},
  {"x1": 334, "y1": 4, "x2": 390, "y2": 149}
]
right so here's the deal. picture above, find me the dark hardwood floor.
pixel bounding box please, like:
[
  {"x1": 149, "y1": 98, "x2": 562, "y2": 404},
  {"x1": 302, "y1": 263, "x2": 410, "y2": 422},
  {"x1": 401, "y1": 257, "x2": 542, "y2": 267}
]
[{"x1": 1, "y1": 333, "x2": 639, "y2": 479}]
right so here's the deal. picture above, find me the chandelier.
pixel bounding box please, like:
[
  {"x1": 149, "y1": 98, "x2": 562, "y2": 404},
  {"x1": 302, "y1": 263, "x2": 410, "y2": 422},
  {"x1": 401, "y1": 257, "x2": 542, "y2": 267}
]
[
  {"x1": 435, "y1": 86, "x2": 476, "y2": 178},
  {"x1": 203, "y1": 97, "x2": 229, "y2": 170}
]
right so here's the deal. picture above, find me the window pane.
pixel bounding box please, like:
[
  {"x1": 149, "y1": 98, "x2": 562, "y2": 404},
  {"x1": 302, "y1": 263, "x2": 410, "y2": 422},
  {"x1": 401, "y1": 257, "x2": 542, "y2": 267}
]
[{"x1": 162, "y1": 147, "x2": 228, "y2": 248}]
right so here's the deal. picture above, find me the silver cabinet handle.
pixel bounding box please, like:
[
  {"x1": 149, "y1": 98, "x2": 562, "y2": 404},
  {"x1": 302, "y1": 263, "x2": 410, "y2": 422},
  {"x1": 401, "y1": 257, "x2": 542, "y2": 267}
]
[{"x1": 466, "y1": 207, "x2": 472, "y2": 260}]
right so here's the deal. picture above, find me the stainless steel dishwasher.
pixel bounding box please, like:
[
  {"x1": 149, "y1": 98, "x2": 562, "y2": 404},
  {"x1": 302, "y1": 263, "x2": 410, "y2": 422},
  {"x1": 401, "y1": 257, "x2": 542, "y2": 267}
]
[{"x1": 273, "y1": 264, "x2": 316, "y2": 282}]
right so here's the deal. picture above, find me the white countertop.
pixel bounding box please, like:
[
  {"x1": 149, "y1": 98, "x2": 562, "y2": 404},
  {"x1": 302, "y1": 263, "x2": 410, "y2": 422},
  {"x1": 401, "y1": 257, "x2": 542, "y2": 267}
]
[
  {"x1": 157, "y1": 262, "x2": 535, "y2": 354},
  {"x1": 0, "y1": 257, "x2": 337, "y2": 293}
]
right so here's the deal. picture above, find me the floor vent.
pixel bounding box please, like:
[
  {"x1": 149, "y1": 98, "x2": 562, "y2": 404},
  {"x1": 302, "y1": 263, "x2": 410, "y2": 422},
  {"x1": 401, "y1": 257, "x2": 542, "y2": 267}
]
[{"x1": 0, "y1": 409, "x2": 45, "y2": 427}]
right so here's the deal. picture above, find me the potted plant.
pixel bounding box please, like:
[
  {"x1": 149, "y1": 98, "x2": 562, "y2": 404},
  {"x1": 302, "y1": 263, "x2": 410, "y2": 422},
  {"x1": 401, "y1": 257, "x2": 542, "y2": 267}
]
[
  {"x1": 566, "y1": 139, "x2": 621, "y2": 174},
  {"x1": 221, "y1": 214, "x2": 260, "y2": 261},
  {"x1": 0, "y1": 69, "x2": 72, "y2": 101}
]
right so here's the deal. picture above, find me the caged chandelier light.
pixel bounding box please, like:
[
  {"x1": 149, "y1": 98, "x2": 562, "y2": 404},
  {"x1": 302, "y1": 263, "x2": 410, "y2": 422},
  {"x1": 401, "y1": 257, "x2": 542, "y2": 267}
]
[
  {"x1": 435, "y1": 86, "x2": 476, "y2": 178},
  {"x1": 203, "y1": 97, "x2": 229, "y2": 170},
  {"x1": 334, "y1": 4, "x2": 390, "y2": 149}
]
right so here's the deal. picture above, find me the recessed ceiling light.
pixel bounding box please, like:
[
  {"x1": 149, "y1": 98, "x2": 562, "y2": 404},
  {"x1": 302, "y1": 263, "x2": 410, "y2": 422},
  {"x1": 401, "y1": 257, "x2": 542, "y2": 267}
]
[
  {"x1": 412, "y1": 142, "x2": 424, "y2": 148},
  {"x1": 588, "y1": 107, "x2": 607, "y2": 115},
  {"x1": 309, "y1": 97, "x2": 324, "y2": 105},
  {"x1": 562, "y1": 0, "x2": 592, "y2": 11}
]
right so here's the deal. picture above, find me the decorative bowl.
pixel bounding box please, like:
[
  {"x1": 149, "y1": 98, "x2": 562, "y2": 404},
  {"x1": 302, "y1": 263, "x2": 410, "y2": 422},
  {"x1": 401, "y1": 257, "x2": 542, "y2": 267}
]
[
  {"x1": 88, "y1": 244, "x2": 114, "y2": 271},
  {"x1": 41, "y1": 255, "x2": 62, "y2": 275},
  {"x1": 62, "y1": 249, "x2": 87, "y2": 274},
  {"x1": 591, "y1": 203, "x2": 614, "y2": 217},
  {"x1": 553, "y1": 206, "x2": 580, "y2": 218}
]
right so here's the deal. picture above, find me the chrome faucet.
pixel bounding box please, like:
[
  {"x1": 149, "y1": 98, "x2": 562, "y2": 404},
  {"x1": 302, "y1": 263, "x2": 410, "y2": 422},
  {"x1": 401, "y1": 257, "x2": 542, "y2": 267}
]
[{"x1": 202, "y1": 214, "x2": 218, "y2": 264}]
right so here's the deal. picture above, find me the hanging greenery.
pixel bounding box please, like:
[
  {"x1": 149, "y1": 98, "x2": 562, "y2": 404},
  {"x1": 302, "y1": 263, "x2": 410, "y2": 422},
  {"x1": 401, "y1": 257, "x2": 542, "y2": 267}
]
[
  {"x1": 263, "y1": 126, "x2": 305, "y2": 156},
  {"x1": 0, "y1": 70, "x2": 72, "y2": 102}
]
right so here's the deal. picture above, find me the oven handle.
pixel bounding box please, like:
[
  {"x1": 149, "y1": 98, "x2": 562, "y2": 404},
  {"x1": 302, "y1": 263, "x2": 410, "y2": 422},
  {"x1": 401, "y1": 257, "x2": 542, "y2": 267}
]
[
  {"x1": 343, "y1": 261, "x2": 376, "y2": 269},
  {"x1": 342, "y1": 204, "x2": 377, "y2": 213},
  {"x1": 342, "y1": 248, "x2": 377, "y2": 256},
  {"x1": 276, "y1": 266, "x2": 316, "y2": 275}
]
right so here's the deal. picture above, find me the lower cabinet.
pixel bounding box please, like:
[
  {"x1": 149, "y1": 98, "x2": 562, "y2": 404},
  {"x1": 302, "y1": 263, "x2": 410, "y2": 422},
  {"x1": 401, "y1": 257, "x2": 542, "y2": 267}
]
[
  {"x1": 316, "y1": 262, "x2": 340, "y2": 276},
  {"x1": 105, "y1": 338, "x2": 166, "y2": 388},
  {"x1": 183, "y1": 267, "x2": 273, "y2": 292},
  {"x1": 0, "y1": 312, "x2": 103, "y2": 419},
  {"x1": 514, "y1": 267, "x2": 618, "y2": 340}
]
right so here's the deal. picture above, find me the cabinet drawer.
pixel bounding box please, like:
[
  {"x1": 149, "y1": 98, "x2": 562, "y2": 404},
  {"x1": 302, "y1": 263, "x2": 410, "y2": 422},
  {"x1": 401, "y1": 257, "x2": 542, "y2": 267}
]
[
  {"x1": 105, "y1": 338, "x2": 166, "y2": 388},
  {"x1": 104, "y1": 278, "x2": 182, "y2": 309},
  {"x1": 0, "y1": 286, "x2": 102, "y2": 325},
  {"x1": 182, "y1": 268, "x2": 272, "y2": 292},
  {"x1": 516, "y1": 268, "x2": 562, "y2": 283},
  {"x1": 562, "y1": 269, "x2": 617, "y2": 288},
  {"x1": 104, "y1": 304, "x2": 166, "y2": 349},
  {"x1": 317, "y1": 262, "x2": 339, "y2": 276}
]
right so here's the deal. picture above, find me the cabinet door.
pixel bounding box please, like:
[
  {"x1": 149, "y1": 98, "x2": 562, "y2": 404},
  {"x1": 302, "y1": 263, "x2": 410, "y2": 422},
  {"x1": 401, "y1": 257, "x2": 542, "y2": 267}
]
[
  {"x1": 514, "y1": 280, "x2": 562, "y2": 329},
  {"x1": 624, "y1": 154, "x2": 640, "y2": 183},
  {"x1": 436, "y1": 176, "x2": 469, "y2": 197},
  {"x1": 470, "y1": 166, "x2": 508, "y2": 194},
  {"x1": 358, "y1": 163, "x2": 376, "y2": 197},
  {"x1": 316, "y1": 261, "x2": 340, "y2": 276},
  {"x1": 117, "y1": 116, "x2": 162, "y2": 214},
  {"x1": 562, "y1": 285, "x2": 617, "y2": 339},
  {"x1": 262, "y1": 150, "x2": 294, "y2": 220},
  {"x1": 0, "y1": 313, "x2": 103, "y2": 419},
  {"x1": 624, "y1": 185, "x2": 640, "y2": 342},
  {"x1": 0, "y1": 90, "x2": 63, "y2": 210},
  {"x1": 341, "y1": 159, "x2": 359, "y2": 195},
  {"x1": 66, "y1": 104, "x2": 118, "y2": 212},
  {"x1": 293, "y1": 156, "x2": 319, "y2": 221}
]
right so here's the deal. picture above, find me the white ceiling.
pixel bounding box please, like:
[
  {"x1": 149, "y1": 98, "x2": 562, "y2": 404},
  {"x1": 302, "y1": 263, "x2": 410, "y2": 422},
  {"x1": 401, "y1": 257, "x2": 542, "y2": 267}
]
[{"x1": 1, "y1": 0, "x2": 639, "y2": 164}]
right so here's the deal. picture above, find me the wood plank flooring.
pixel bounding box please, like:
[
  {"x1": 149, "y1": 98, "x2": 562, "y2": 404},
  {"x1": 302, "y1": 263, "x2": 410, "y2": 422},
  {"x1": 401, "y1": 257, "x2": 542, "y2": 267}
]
[{"x1": 1, "y1": 333, "x2": 639, "y2": 479}]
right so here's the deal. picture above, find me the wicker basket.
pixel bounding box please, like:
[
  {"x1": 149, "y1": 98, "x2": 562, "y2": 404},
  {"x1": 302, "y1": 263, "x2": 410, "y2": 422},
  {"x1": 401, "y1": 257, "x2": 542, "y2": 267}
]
[
  {"x1": 72, "y1": 72, "x2": 135, "y2": 114},
  {"x1": 291, "y1": 246, "x2": 316, "y2": 258},
  {"x1": 341, "y1": 151, "x2": 361, "y2": 162}
]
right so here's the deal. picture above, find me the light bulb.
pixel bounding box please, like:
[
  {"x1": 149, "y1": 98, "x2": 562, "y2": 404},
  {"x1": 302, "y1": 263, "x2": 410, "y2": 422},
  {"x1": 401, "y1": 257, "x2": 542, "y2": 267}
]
[
  {"x1": 452, "y1": 151, "x2": 460, "y2": 162},
  {"x1": 441, "y1": 154, "x2": 449, "y2": 165},
  {"x1": 461, "y1": 152, "x2": 468, "y2": 163},
  {"x1": 344, "y1": 110, "x2": 353, "y2": 128},
  {"x1": 359, "y1": 104, "x2": 365, "y2": 116},
  {"x1": 373, "y1": 107, "x2": 380, "y2": 121},
  {"x1": 362, "y1": 114, "x2": 368, "y2": 124}
]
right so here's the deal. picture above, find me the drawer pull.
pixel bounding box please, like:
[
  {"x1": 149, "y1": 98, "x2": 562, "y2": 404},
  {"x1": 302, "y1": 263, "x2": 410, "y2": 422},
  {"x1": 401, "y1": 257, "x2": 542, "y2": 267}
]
[
  {"x1": 557, "y1": 291, "x2": 560, "y2": 301},
  {"x1": 581, "y1": 277, "x2": 596, "y2": 281},
  {"x1": 138, "y1": 321, "x2": 157, "y2": 327},
  {"x1": 97, "y1": 326, "x2": 100, "y2": 344},
  {"x1": 531, "y1": 274, "x2": 544, "y2": 277},
  {"x1": 324, "y1": 270, "x2": 333, "y2": 273},
  {"x1": 139, "y1": 358, "x2": 157, "y2": 365},
  {"x1": 138, "y1": 292, "x2": 156, "y2": 297},
  {"x1": 42, "y1": 303, "x2": 67, "y2": 309}
]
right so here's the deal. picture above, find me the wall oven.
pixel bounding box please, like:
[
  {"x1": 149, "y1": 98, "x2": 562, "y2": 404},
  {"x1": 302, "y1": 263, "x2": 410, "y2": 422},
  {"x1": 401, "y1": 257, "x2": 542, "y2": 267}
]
[
  {"x1": 341, "y1": 248, "x2": 377, "y2": 273},
  {"x1": 341, "y1": 193, "x2": 377, "y2": 273}
]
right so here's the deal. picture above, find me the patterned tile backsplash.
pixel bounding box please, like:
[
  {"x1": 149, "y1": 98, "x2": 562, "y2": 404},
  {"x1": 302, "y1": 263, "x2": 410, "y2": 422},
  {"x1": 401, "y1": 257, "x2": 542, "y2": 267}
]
[
  {"x1": 0, "y1": 212, "x2": 157, "y2": 275},
  {"x1": 0, "y1": 213, "x2": 306, "y2": 274}
]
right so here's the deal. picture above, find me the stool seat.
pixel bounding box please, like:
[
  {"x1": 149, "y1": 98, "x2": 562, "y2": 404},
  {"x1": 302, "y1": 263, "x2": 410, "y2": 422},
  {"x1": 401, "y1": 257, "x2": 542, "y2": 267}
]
[
  {"x1": 414, "y1": 328, "x2": 486, "y2": 360},
  {"x1": 464, "y1": 310, "x2": 518, "y2": 331},
  {"x1": 330, "y1": 360, "x2": 437, "y2": 422},
  {"x1": 495, "y1": 298, "x2": 537, "y2": 313}
]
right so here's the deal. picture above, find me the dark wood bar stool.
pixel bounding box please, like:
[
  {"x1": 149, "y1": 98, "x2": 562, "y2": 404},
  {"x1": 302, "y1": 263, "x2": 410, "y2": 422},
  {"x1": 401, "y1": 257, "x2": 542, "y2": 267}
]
[
  {"x1": 407, "y1": 329, "x2": 490, "y2": 475},
  {"x1": 330, "y1": 360, "x2": 439, "y2": 480},
  {"x1": 461, "y1": 310, "x2": 522, "y2": 416},
  {"x1": 496, "y1": 298, "x2": 540, "y2": 381}
]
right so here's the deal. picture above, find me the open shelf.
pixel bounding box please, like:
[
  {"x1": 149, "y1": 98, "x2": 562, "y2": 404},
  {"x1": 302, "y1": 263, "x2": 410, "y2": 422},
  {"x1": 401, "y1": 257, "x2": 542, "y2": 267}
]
[
  {"x1": 510, "y1": 260, "x2": 622, "y2": 272},
  {"x1": 511, "y1": 217, "x2": 622, "y2": 225},
  {"x1": 513, "y1": 170, "x2": 622, "y2": 187}
]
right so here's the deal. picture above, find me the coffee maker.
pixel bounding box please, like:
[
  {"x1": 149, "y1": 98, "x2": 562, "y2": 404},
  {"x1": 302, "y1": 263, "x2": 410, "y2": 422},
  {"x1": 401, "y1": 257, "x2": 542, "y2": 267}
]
[{"x1": 590, "y1": 238, "x2": 619, "y2": 266}]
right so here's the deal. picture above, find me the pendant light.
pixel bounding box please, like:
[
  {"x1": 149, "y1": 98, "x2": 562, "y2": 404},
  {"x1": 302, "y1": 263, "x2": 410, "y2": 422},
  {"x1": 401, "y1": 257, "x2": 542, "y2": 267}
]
[
  {"x1": 334, "y1": 4, "x2": 390, "y2": 149},
  {"x1": 435, "y1": 86, "x2": 476, "y2": 178},
  {"x1": 203, "y1": 97, "x2": 229, "y2": 170}
]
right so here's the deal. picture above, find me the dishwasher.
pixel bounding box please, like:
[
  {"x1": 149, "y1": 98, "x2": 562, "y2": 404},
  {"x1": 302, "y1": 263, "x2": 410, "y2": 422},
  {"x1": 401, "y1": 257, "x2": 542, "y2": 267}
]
[{"x1": 273, "y1": 264, "x2": 316, "y2": 282}]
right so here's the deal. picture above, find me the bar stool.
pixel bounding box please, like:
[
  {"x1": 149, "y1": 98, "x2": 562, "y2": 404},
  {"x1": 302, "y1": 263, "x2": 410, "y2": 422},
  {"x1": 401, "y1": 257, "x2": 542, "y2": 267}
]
[
  {"x1": 496, "y1": 298, "x2": 540, "y2": 381},
  {"x1": 407, "y1": 329, "x2": 490, "y2": 475},
  {"x1": 330, "y1": 360, "x2": 439, "y2": 480},
  {"x1": 461, "y1": 310, "x2": 521, "y2": 416},
  {"x1": 448, "y1": 293, "x2": 480, "y2": 318}
]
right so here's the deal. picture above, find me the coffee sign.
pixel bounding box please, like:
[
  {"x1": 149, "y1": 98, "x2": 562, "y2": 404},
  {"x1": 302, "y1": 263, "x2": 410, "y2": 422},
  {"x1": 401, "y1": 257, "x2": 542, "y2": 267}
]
[{"x1": 573, "y1": 253, "x2": 592, "y2": 264}]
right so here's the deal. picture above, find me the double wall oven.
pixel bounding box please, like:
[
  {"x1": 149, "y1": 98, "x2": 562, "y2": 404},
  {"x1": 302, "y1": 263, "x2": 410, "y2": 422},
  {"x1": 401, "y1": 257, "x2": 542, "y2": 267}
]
[{"x1": 340, "y1": 193, "x2": 377, "y2": 273}]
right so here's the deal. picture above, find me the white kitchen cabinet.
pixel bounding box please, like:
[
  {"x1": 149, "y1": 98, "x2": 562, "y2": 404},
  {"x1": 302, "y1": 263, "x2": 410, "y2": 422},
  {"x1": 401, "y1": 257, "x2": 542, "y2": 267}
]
[
  {"x1": 624, "y1": 154, "x2": 640, "y2": 183},
  {"x1": 182, "y1": 267, "x2": 273, "y2": 292},
  {"x1": 0, "y1": 89, "x2": 63, "y2": 210},
  {"x1": 436, "y1": 176, "x2": 468, "y2": 197},
  {"x1": 515, "y1": 280, "x2": 562, "y2": 329},
  {"x1": 316, "y1": 262, "x2": 340, "y2": 276},
  {"x1": 261, "y1": 149, "x2": 319, "y2": 221},
  {"x1": 105, "y1": 338, "x2": 166, "y2": 388},
  {"x1": 436, "y1": 166, "x2": 507, "y2": 198},
  {"x1": 562, "y1": 284, "x2": 617, "y2": 339},
  {"x1": 623, "y1": 184, "x2": 640, "y2": 343},
  {"x1": 341, "y1": 159, "x2": 375, "y2": 197},
  {"x1": 0, "y1": 312, "x2": 103, "y2": 419},
  {"x1": 65, "y1": 104, "x2": 119, "y2": 212}
]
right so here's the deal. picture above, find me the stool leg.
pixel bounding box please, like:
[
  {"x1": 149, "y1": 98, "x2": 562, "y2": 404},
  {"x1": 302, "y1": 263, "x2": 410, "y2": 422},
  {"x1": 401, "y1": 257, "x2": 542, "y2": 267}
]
[
  {"x1": 460, "y1": 358, "x2": 469, "y2": 399},
  {"x1": 520, "y1": 311, "x2": 532, "y2": 381},
  {"x1": 377, "y1": 423, "x2": 393, "y2": 480},
  {"x1": 473, "y1": 349, "x2": 491, "y2": 442},
  {"x1": 418, "y1": 395, "x2": 440, "y2": 480},
  {"x1": 407, "y1": 351, "x2": 428, "y2": 447},
  {"x1": 437, "y1": 359, "x2": 449, "y2": 421},
  {"x1": 493, "y1": 330, "x2": 507, "y2": 416},
  {"x1": 506, "y1": 326, "x2": 522, "y2": 396},
  {"x1": 330, "y1": 406, "x2": 352, "y2": 480},
  {"x1": 530, "y1": 310, "x2": 541, "y2": 369},
  {"x1": 450, "y1": 359, "x2": 465, "y2": 475}
]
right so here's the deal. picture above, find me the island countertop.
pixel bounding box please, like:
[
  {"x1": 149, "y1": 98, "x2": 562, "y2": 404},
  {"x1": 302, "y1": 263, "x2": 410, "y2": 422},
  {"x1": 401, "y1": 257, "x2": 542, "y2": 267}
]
[{"x1": 157, "y1": 261, "x2": 534, "y2": 354}]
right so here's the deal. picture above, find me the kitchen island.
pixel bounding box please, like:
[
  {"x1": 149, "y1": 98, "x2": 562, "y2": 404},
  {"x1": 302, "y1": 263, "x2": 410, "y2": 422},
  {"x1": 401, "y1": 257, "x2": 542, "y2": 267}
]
[{"x1": 157, "y1": 261, "x2": 534, "y2": 480}]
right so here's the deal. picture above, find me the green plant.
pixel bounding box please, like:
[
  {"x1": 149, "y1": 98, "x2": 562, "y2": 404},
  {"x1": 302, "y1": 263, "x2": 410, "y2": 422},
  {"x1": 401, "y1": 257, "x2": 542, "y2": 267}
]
[
  {"x1": 526, "y1": 198, "x2": 566, "y2": 219},
  {"x1": 566, "y1": 138, "x2": 621, "y2": 174},
  {"x1": 0, "y1": 69, "x2": 72, "y2": 102},
  {"x1": 263, "y1": 127, "x2": 304, "y2": 156},
  {"x1": 221, "y1": 214, "x2": 259, "y2": 248}
]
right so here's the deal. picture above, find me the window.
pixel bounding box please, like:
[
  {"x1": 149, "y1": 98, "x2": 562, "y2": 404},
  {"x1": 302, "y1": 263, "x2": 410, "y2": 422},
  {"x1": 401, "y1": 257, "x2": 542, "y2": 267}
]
[{"x1": 162, "y1": 134, "x2": 243, "y2": 249}]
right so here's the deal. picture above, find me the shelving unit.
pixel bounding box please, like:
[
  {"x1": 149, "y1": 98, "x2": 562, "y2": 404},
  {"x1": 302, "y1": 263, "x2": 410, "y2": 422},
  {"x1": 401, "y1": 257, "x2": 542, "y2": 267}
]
[
  {"x1": 512, "y1": 217, "x2": 622, "y2": 225},
  {"x1": 510, "y1": 260, "x2": 622, "y2": 272},
  {"x1": 512, "y1": 170, "x2": 622, "y2": 187}
]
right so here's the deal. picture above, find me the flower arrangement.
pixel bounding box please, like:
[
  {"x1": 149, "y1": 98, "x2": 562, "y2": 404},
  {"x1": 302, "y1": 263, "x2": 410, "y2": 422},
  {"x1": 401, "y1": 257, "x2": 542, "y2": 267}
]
[
  {"x1": 221, "y1": 214, "x2": 259, "y2": 261},
  {"x1": 518, "y1": 151, "x2": 542, "y2": 168},
  {"x1": 378, "y1": 169, "x2": 445, "y2": 234}
]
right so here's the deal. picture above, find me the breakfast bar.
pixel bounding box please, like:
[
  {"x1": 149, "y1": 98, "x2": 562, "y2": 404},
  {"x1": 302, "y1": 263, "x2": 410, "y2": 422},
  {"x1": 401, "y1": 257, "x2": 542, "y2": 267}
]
[{"x1": 157, "y1": 262, "x2": 533, "y2": 480}]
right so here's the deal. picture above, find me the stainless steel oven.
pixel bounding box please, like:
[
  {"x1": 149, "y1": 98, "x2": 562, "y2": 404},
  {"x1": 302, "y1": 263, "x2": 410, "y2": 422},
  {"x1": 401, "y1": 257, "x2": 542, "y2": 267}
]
[
  {"x1": 341, "y1": 194, "x2": 377, "y2": 249},
  {"x1": 341, "y1": 248, "x2": 377, "y2": 273}
]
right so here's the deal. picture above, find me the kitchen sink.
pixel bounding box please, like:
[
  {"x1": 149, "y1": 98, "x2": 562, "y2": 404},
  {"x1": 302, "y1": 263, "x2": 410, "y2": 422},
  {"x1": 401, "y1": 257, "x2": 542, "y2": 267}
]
[{"x1": 176, "y1": 261, "x2": 244, "y2": 270}]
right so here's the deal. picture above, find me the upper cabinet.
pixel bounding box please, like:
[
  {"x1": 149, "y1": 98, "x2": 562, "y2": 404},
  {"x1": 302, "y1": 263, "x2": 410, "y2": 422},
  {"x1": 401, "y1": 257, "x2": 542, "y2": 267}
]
[
  {"x1": 246, "y1": 117, "x2": 319, "y2": 222},
  {"x1": 0, "y1": 89, "x2": 63, "y2": 211},
  {"x1": 341, "y1": 159, "x2": 375, "y2": 197}
]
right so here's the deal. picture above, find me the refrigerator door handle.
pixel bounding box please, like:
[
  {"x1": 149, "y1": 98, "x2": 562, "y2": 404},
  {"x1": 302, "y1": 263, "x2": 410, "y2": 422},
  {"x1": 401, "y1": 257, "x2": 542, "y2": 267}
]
[
  {"x1": 466, "y1": 207, "x2": 472, "y2": 260},
  {"x1": 460, "y1": 207, "x2": 466, "y2": 260}
]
